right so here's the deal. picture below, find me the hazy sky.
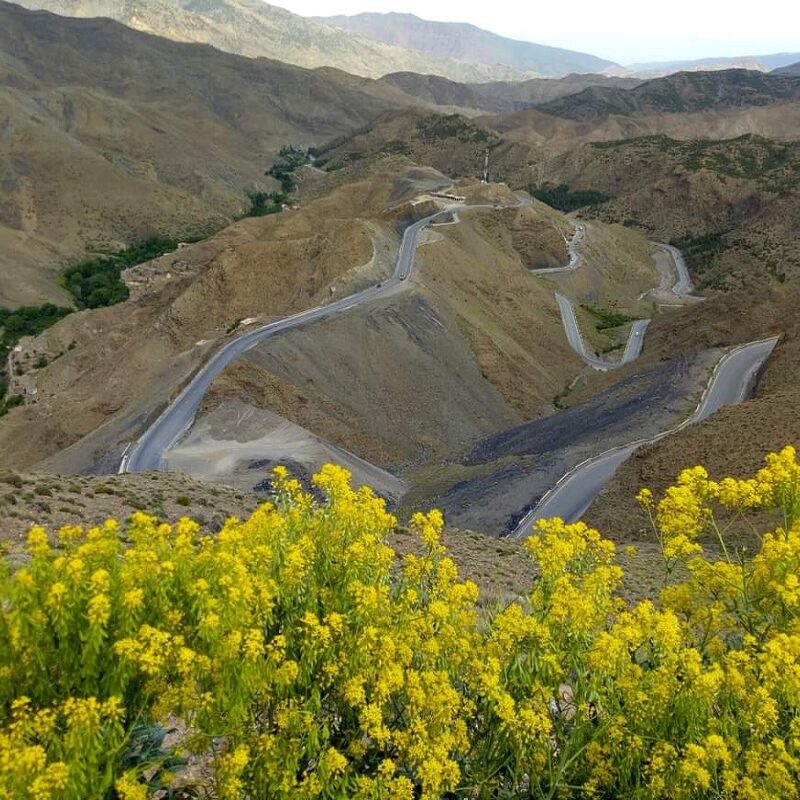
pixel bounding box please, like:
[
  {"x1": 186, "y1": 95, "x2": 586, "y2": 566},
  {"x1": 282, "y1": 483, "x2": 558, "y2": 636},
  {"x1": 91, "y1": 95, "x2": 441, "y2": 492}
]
[{"x1": 275, "y1": 0, "x2": 800, "y2": 64}]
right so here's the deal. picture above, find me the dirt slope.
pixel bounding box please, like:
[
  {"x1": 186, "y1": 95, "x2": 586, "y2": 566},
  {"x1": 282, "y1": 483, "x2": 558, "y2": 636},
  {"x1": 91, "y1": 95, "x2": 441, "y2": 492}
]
[
  {"x1": 191, "y1": 201, "x2": 580, "y2": 476},
  {"x1": 182, "y1": 197, "x2": 663, "y2": 512},
  {"x1": 0, "y1": 165, "x2": 444, "y2": 471},
  {"x1": 0, "y1": 1, "x2": 396, "y2": 304}
]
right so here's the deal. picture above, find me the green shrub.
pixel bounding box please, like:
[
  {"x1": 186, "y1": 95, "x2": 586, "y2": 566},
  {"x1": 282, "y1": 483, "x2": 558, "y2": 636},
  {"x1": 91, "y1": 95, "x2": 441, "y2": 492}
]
[
  {"x1": 246, "y1": 192, "x2": 284, "y2": 217},
  {"x1": 581, "y1": 303, "x2": 637, "y2": 330},
  {"x1": 61, "y1": 237, "x2": 184, "y2": 310},
  {"x1": 530, "y1": 183, "x2": 610, "y2": 212}
]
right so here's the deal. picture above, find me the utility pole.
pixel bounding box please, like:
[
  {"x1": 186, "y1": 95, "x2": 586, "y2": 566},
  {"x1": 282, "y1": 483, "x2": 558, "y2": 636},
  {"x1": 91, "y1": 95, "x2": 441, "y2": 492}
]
[{"x1": 482, "y1": 148, "x2": 490, "y2": 184}]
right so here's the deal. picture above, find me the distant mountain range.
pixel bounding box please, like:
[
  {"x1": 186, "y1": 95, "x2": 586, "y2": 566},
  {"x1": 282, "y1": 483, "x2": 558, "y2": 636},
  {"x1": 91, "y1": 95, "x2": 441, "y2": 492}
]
[
  {"x1": 375, "y1": 72, "x2": 642, "y2": 114},
  {"x1": 775, "y1": 61, "x2": 800, "y2": 76},
  {"x1": 10, "y1": 0, "x2": 616, "y2": 81},
  {"x1": 315, "y1": 12, "x2": 619, "y2": 78},
  {"x1": 627, "y1": 52, "x2": 800, "y2": 77},
  {"x1": 10, "y1": 0, "x2": 798, "y2": 84},
  {"x1": 535, "y1": 69, "x2": 800, "y2": 120}
]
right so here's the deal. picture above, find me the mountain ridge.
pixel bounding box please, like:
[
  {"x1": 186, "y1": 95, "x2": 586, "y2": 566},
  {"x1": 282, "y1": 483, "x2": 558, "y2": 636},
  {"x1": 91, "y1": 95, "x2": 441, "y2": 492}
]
[
  {"x1": 315, "y1": 11, "x2": 619, "y2": 78},
  {"x1": 628, "y1": 51, "x2": 800, "y2": 77},
  {"x1": 535, "y1": 68, "x2": 800, "y2": 120},
  {"x1": 11, "y1": 0, "x2": 607, "y2": 81}
]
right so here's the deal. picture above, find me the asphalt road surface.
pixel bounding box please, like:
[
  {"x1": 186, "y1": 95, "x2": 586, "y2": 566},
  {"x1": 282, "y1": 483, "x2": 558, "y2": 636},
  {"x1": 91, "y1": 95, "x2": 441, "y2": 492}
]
[
  {"x1": 538, "y1": 226, "x2": 697, "y2": 370},
  {"x1": 655, "y1": 243, "x2": 694, "y2": 297},
  {"x1": 122, "y1": 206, "x2": 467, "y2": 472},
  {"x1": 528, "y1": 221, "x2": 585, "y2": 275},
  {"x1": 555, "y1": 293, "x2": 650, "y2": 371},
  {"x1": 533, "y1": 221, "x2": 651, "y2": 371},
  {"x1": 511, "y1": 337, "x2": 778, "y2": 534}
]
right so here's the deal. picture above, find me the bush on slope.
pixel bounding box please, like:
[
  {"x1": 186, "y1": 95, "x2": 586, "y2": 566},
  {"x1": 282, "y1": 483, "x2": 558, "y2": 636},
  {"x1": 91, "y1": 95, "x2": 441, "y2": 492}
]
[{"x1": 2, "y1": 452, "x2": 800, "y2": 798}]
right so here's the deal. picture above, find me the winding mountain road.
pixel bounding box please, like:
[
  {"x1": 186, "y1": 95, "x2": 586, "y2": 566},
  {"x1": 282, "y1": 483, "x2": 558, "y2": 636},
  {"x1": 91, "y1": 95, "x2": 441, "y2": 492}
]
[
  {"x1": 511, "y1": 336, "x2": 778, "y2": 534},
  {"x1": 528, "y1": 221, "x2": 585, "y2": 275},
  {"x1": 535, "y1": 224, "x2": 694, "y2": 371},
  {"x1": 555, "y1": 292, "x2": 651, "y2": 371},
  {"x1": 122, "y1": 205, "x2": 468, "y2": 473},
  {"x1": 655, "y1": 243, "x2": 694, "y2": 297}
]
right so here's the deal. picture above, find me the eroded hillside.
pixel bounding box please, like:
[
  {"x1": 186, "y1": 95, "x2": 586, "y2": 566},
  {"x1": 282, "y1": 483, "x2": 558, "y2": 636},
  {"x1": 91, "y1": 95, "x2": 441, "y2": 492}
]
[
  {"x1": 0, "y1": 1, "x2": 395, "y2": 304},
  {"x1": 0, "y1": 163, "x2": 446, "y2": 472},
  {"x1": 537, "y1": 135, "x2": 800, "y2": 290}
]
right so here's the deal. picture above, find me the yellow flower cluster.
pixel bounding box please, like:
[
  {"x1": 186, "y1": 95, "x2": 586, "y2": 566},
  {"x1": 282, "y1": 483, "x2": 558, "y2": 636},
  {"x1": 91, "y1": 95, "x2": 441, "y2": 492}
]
[
  {"x1": 1, "y1": 450, "x2": 800, "y2": 798},
  {"x1": 0, "y1": 696, "x2": 124, "y2": 800}
]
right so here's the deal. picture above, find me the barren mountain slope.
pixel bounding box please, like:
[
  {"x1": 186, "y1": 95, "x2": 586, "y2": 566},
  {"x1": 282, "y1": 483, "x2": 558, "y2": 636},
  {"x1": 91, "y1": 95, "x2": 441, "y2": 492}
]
[
  {"x1": 0, "y1": 164, "x2": 445, "y2": 472},
  {"x1": 315, "y1": 110, "x2": 533, "y2": 185},
  {"x1": 176, "y1": 197, "x2": 584, "y2": 484},
  {"x1": 316, "y1": 12, "x2": 618, "y2": 77},
  {"x1": 181, "y1": 199, "x2": 663, "y2": 508},
  {"x1": 534, "y1": 135, "x2": 800, "y2": 291},
  {"x1": 0, "y1": 1, "x2": 396, "y2": 305},
  {"x1": 12, "y1": 0, "x2": 562, "y2": 82},
  {"x1": 490, "y1": 101, "x2": 800, "y2": 150},
  {"x1": 535, "y1": 69, "x2": 800, "y2": 120},
  {"x1": 376, "y1": 72, "x2": 642, "y2": 115}
]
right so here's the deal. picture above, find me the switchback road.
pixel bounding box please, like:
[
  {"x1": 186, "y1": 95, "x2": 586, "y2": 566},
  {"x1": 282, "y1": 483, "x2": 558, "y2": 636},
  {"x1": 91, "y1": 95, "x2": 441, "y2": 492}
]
[
  {"x1": 122, "y1": 205, "x2": 473, "y2": 472},
  {"x1": 555, "y1": 292, "x2": 650, "y2": 371},
  {"x1": 511, "y1": 337, "x2": 778, "y2": 534}
]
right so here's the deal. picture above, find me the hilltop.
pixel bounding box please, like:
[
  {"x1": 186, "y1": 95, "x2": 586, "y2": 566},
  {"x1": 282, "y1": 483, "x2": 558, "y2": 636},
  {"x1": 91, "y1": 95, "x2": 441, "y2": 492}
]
[{"x1": 316, "y1": 11, "x2": 619, "y2": 78}]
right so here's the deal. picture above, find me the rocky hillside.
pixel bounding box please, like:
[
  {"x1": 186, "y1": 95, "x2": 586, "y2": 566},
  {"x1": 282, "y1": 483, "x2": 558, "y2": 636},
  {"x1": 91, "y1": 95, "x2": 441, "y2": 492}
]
[
  {"x1": 536, "y1": 69, "x2": 800, "y2": 120},
  {"x1": 316, "y1": 12, "x2": 618, "y2": 78},
  {"x1": 0, "y1": 1, "x2": 396, "y2": 305},
  {"x1": 536, "y1": 134, "x2": 800, "y2": 291},
  {"x1": 315, "y1": 110, "x2": 518, "y2": 179},
  {"x1": 377, "y1": 72, "x2": 642, "y2": 114},
  {"x1": 0, "y1": 161, "x2": 445, "y2": 472},
  {"x1": 775, "y1": 61, "x2": 800, "y2": 76},
  {"x1": 12, "y1": 0, "x2": 566, "y2": 82}
]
